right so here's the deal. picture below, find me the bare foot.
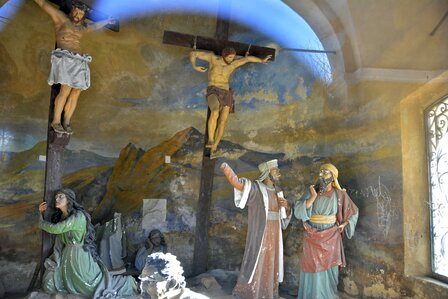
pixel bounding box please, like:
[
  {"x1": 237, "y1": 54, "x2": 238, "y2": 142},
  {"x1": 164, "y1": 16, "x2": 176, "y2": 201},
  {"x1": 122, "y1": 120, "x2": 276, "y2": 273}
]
[
  {"x1": 51, "y1": 123, "x2": 66, "y2": 134},
  {"x1": 63, "y1": 123, "x2": 73, "y2": 135}
]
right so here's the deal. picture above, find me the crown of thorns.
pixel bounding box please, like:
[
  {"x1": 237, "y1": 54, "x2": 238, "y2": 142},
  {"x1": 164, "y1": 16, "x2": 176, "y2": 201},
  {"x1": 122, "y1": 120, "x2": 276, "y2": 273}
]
[{"x1": 72, "y1": 1, "x2": 89, "y2": 12}]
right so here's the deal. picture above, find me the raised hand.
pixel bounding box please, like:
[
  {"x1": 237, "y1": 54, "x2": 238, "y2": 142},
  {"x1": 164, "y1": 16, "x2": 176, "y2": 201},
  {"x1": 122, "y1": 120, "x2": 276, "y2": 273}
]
[
  {"x1": 262, "y1": 55, "x2": 272, "y2": 63},
  {"x1": 39, "y1": 202, "x2": 48, "y2": 214},
  {"x1": 195, "y1": 66, "x2": 208, "y2": 72},
  {"x1": 309, "y1": 185, "x2": 317, "y2": 197},
  {"x1": 221, "y1": 162, "x2": 244, "y2": 192},
  {"x1": 220, "y1": 162, "x2": 229, "y2": 171}
]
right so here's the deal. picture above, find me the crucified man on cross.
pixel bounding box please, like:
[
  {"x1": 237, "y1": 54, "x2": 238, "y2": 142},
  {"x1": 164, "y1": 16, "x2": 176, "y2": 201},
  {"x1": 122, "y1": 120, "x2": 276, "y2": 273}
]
[
  {"x1": 33, "y1": 0, "x2": 114, "y2": 135},
  {"x1": 190, "y1": 48, "x2": 271, "y2": 153}
]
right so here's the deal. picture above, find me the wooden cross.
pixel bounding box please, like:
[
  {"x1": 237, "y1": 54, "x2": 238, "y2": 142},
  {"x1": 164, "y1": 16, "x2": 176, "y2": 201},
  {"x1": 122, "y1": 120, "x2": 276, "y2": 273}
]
[
  {"x1": 162, "y1": 3, "x2": 276, "y2": 276},
  {"x1": 28, "y1": 0, "x2": 119, "y2": 291}
]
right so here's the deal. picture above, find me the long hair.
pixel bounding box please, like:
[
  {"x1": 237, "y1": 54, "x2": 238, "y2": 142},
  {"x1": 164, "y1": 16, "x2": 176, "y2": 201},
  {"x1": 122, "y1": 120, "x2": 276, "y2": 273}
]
[
  {"x1": 147, "y1": 229, "x2": 167, "y2": 253},
  {"x1": 51, "y1": 188, "x2": 101, "y2": 262},
  {"x1": 68, "y1": 4, "x2": 88, "y2": 28},
  {"x1": 221, "y1": 47, "x2": 236, "y2": 58}
]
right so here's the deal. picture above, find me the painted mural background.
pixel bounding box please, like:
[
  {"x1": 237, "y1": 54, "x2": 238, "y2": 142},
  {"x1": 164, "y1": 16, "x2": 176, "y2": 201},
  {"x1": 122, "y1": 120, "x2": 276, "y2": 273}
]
[
  {"x1": 0, "y1": 1, "x2": 422, "y2": 298},
  {"x1": 0, "y1": 1, "x2": 331, "y2": 292}
]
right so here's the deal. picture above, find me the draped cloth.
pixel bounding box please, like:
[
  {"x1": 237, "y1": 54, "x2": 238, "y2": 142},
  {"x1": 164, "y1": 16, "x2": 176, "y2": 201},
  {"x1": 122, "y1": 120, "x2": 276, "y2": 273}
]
[
  {"x1": 206, "y1": 86, "x2": 235, "y2": 113},
  {"x1": 48, "y1": 48, "x2": 92, "y2": 90},
  {"x1": 302, "y1": 224, "x2": 343, "y2": 273},
  {"x1": 39, "y1": 212, "x2": 137, "y2": 298},
  {"x1": 232, "y1": 178, "x2": 291, "y2": 299},
  {"x1": 294, "y1": 188, "x2": 358, "y2": 299}
]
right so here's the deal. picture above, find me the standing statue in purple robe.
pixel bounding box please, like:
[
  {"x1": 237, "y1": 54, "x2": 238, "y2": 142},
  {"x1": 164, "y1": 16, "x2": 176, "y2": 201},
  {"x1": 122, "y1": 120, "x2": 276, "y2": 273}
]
[{"x1": 221, "y1": 159, "x2": 291, "y2": 299}]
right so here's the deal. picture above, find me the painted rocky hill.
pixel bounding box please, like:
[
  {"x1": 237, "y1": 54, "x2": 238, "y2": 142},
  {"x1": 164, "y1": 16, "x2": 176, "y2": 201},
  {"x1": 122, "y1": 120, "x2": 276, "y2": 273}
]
[
  {"x1": 0, "y1": 143, "x2": 117, "y2": 293},
  {"x1": 0, "y1": 141, "x2": 116, "y2": 256},
  {"x1": 1, "y1": 125, "x2": 401, "y2": 294},
  {"x1": 0, "y1": 126, "x2": 317, "y2": 293},
  {"x1": 87, "y1": 126, "x2": 294, "y2": 277},
  {"x1": 91, "y1": 126, "x2": 286, "y2": 223},
  {"x1": 0, "y1": 140, "x2": 115, "y2": 203}
]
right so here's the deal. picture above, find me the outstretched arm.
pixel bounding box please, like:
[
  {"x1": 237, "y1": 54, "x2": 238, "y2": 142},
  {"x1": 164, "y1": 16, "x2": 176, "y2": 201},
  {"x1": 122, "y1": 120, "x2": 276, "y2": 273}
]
[
  {"x1": 33, "y1": 0, "x2": 67, "y2": 26},
  {"x1": 232, "y1": 54, "x2": 272, "y2": 68},
  {"x1": 86, "y1": 18, "x2": 116, "y2": 33},
  {"x1": 189, "y1": 51, "x2": 212, "y2": 72},
  {"x1": 220, "y1": 162, "x2": 244, "y2": 192}
]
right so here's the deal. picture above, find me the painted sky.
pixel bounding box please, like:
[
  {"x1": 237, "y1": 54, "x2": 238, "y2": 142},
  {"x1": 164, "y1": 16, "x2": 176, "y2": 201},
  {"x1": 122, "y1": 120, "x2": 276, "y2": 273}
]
[
  {"x1": 0, "y1": 0, "x2": 24, "y2": 31},
  {"x1": 95, "y1": 0, "x2": 331, "y2": 82},
  {"x1": 0, "y1": 1, "x2": 328, "y2": 158}
]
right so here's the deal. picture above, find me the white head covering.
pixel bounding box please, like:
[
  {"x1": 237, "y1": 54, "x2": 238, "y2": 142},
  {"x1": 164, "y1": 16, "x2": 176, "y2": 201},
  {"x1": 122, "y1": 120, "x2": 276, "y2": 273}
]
[{"x1": 257, "y1": 159, "x2": 278, "y2": 181}]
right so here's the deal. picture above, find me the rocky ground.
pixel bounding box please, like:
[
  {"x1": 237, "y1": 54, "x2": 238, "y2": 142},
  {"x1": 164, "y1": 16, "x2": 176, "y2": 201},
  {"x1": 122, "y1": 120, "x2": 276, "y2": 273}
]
[{"x1": 4, "y1": 269, "x2": 355, "y2": 299}]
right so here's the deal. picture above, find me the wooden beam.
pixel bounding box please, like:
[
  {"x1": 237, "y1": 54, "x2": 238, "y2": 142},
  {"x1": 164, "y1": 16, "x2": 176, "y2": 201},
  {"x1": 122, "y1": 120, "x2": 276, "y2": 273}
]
[
  {"x1": 163, "y1": 30, "x2": 276, "y2": 61},
  {"x1": 192, "y1": 14, "x2": 231, "y2": 276},
  {"x1": 192, "y1": 132, "x2": 216, "y2": 276},
  {"x1": 25, "y1": 84, "x2": 71, "y2": 291},
  {"x1": 40, "y1": 84, "x2": 71, "y2": 282}
]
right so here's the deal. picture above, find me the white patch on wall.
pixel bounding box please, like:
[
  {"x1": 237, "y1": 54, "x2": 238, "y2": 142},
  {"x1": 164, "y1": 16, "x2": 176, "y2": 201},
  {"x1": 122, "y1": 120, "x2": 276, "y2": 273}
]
[
  {"x1": 247, "y1": 130, "x2": 257, "y2": 139},
  {"x1": 177, "y1": 205, "x2": 195, "y2": 229},
  {"x1": 142, "y1": 199, "x2": 167, "y2": 231},
  {"x1": 295, "y1": 77, "x2": 307, "y2": 100},
  {"x1": 348, "y1": 176, "x2": 395, "y2": 239},
  {"x1": 169, "y1": 176, "x2": 187, "y2": 194},
  {"x1": 165, "y1": 155, "x2": 171, "y2": 163}
]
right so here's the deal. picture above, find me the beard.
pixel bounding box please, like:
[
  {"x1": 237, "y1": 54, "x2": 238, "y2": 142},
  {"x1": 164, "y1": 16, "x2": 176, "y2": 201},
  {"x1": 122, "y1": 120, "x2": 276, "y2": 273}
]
[
  {"x1": 314, "y1": 176, "x2": 333, "y2": 194},
  {"x1": 268, "y1": 173, "x2": 282, "y2": 191}
]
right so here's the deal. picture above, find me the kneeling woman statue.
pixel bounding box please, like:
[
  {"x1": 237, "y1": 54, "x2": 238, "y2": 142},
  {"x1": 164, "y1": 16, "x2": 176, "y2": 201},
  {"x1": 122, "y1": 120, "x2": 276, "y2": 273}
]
[{"x1": 38, "y1": 188, "x2": 138, "y2": 298}]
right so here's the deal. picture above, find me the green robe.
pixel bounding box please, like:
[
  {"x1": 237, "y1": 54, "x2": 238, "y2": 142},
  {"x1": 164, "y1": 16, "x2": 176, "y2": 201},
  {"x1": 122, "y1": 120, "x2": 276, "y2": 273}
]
[
  {"x1": 39, "y1": 212, "x2": 137, "y2": 298},
  {"x1": 294, "y1": 190, "x2": 358, "y2": 299}
]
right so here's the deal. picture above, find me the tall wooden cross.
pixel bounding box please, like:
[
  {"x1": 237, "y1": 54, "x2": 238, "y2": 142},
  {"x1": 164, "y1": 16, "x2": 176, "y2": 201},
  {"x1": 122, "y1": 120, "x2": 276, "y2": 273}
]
[
  {"x1": 28, "y1": 0, "x2": 119, "y2": 291},
  {"x1": 163, "y1": 2, "x2": 275, "y2": 276}
]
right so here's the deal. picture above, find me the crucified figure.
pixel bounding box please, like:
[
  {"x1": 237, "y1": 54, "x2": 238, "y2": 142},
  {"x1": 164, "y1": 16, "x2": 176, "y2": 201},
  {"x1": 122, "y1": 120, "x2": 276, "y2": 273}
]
[
  {"x1": 33, "y1": 0, "x2": 114, "y2": 134},
  {"x1": 190, "y1": 48, "x2": 271, "y2": 153}
]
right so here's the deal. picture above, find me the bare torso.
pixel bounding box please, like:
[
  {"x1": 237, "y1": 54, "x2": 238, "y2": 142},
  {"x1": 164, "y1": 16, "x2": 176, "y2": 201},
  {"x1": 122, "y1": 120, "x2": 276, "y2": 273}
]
[
  {"x1": 55, "y1": 21, "x2": 85, "y2": 54},
  {"x1": 208, "y1": 55, "x2": 237, "y2": 90}
]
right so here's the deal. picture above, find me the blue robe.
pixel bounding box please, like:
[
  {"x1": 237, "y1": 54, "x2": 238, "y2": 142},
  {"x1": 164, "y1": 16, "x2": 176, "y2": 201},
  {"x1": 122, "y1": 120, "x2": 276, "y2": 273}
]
[{"x1": 294, "y1": 189, "x2": 358, "y2": 299}]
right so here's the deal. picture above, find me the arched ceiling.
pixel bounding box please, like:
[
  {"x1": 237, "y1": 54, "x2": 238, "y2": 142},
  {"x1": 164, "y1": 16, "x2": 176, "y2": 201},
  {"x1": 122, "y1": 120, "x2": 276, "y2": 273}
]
[
  {"x1": 291, "y1": 0, "x2": 448, "y2": 82},
  {"x1": 2, "y1": 0, "x2": 447, "y2": 81}
]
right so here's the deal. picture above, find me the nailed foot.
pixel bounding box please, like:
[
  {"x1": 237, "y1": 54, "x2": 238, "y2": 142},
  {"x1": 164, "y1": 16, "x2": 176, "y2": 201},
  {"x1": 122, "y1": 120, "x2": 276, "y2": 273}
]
[
  {"x1": 51, "y1": 123, "x2": 66, "y2": 134},
  {"x1": 63, "y1": 123, "x2": 73, "y2": 135}
]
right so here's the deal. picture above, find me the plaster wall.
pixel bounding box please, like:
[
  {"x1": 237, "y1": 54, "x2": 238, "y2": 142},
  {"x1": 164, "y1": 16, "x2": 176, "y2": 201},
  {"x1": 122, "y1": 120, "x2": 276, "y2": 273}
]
[{"x1": 0, "y1": 1, "x2": 447, "y2": 298}]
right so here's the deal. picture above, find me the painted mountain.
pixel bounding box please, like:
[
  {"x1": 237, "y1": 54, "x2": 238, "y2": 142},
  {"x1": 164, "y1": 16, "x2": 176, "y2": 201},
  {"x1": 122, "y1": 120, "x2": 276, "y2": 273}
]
[
  {"x1": 4, "y1": 125, "x2": 404, "y2": 293},
  {"x1": 0, "y1": 127, "x2": 315, "y2": 284}
]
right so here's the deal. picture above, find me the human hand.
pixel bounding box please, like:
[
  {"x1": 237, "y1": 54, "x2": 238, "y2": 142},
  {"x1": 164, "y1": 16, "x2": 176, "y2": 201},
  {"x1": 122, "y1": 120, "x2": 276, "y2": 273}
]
[
  {"x1": 220, "y1": 162, "x2": 228, "y2": 171},
  {"x1": 108, "y1": 18, "x2": 117, "y2": 25},
  {"x1": 278, "y1": 198, "x2": 289, "y2": 209},
  {"x1": 338, "y1": 222, "x2": 348, "y2": 233},
  {"x1": 39, "y1": 202, "x2": 47, "y2": 214},
  {"x1": 278, "y1": 198, "x2": 291, "y2": 216},
  {"x1": 195, "y1": 66, "x2": 207, "y2": 72},
  {"x1": 309, "y1": 185, "x2": 317, "y2": 197},
  {"x1": 263, "y1": 55, "x2": 272, "y2": 63}
]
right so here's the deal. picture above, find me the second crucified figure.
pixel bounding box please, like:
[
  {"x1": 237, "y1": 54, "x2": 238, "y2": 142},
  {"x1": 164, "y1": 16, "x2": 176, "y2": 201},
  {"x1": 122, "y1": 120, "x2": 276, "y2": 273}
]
[
  {"x1": 33, "y1": 0, "x2": 114, "y2": 134},
  {"x1": 190, "y1": 48, "x2": 271, "y2": 153}
]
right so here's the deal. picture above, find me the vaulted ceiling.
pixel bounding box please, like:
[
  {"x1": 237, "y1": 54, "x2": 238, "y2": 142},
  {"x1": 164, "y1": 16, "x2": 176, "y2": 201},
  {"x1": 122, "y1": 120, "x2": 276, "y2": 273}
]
[
  {"x1": 1, "y1": 0, "x2": 447, "y2": 75},
  {"x1": 295, "y1": 0, "x2": 448, "y2": 72}
]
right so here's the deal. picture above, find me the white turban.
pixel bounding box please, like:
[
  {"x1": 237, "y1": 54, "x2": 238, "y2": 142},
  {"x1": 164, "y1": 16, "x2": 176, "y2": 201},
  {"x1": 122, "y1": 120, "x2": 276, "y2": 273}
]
[{"x1": 257, "y1": 159, "x2": 278, "y2": 181}]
